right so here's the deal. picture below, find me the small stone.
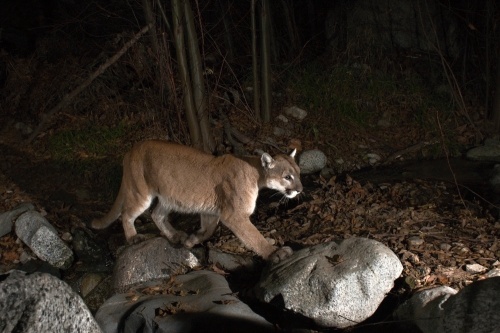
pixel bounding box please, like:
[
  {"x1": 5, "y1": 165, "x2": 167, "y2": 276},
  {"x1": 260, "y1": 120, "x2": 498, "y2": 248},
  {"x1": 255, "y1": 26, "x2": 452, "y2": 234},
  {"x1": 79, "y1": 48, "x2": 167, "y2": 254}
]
[
  {"x1": 485, "y1": 268, "x2": 500, "y2": 278},
  {"x1": 80, "y1": 273, "x2": 106, "y2": 298},
  {"x1": 299, "y1": 149, "x2": 327, "y2": 174},
  {"x1": 335, "y1": 158, "x2": 344, "y2": 164},
  {"x1": 459, "y1": 247, "x2": 470, "y2": 254},
  {"x1": 465, "y1": 263, "x2": 487, "y2": 274},
  {"x1": 266, "y1": 216, "x2": 278, "y2": 223},
  {"x1": 61, "y1": 232, "x2": 73, "y2": 242},
  {"x1": 407, "y1": 236, "x2": 424, "y2": 247},
  {"x1": 440, "y1": 243, "x2": 452, "y2": 251},
  {"x1": 320, "y1": 167, "x2": 335, "y2": 180},
  {"x1": 276, "y1": 114, "x2": 289, "y2": 123},
  {"x1": 19, "y1": 251, "x2": 34, "y2": 264},
  {"x1": 365, "y1": 153, "x2": 381, "y2": 165},
  {"x1": 283, "y1": 106, "x2": 307, "y2": 121}
]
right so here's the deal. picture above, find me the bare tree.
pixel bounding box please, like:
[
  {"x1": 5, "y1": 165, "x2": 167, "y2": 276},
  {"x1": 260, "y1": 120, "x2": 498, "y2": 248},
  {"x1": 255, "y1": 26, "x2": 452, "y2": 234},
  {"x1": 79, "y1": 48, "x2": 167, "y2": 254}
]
[
  {"x1": 171, "y1": 0, "x2": 214, "y2": 152},
  {"x1": 184, "y1": 0, "x2": 215, "y2": 152},
  {"x1": 251, "y1": 0, "x2": 261, "y2": 121},
  {"x1": 260, "y1": 0, "x2": 272, "y2": 123},
  {"x1": 172, "y1": 0, "x2": 202, "y2": 149},
  {"x1": 249, "y1": 0, "x2": 272, "y2": 123}
]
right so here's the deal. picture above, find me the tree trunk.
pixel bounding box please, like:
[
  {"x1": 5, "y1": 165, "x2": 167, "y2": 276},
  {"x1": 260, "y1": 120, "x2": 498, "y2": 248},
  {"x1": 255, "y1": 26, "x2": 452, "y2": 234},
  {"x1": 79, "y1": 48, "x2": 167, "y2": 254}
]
[
  {"x1": 219, "y1": 0, "x2": 235, "y2": 63},
  {"x1": 251, "y1": 0, "x2": 261, "y2": 121},
  {"x1": 492, "y1": 56, "x2": 500, "y2": 132},
  {"x1": 260, "y1": 0, "x2": 272, "y2": 123},
  {"x1": 142, "y1": 0, "x2": 159, "y2": 54},
  {"x1": 172, "y1": 0, "x2": 202, "y2": 149},
  {"x1": 184, "y1": 0, "x2": 214, "y2": 152}
]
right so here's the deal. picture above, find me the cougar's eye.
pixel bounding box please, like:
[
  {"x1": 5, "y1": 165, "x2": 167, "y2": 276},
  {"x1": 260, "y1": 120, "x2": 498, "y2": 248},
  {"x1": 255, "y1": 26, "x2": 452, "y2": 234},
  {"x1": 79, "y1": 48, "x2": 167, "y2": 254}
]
[{"x1": 284, "y1": 175, "x2": 293, "y2": 181}]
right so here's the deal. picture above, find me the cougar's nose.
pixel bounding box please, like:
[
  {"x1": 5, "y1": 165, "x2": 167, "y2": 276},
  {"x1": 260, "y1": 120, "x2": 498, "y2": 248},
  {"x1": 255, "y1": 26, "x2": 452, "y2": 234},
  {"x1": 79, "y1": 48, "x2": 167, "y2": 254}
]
[{"x1": 296, "y1": 181, "x2": 303, "y2": 194}]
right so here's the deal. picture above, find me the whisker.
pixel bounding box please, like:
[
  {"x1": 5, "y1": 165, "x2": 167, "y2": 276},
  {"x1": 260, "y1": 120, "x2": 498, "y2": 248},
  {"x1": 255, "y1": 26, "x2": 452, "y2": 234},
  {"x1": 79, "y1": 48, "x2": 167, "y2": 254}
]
[{"x1": 269, "y1": 192, "x2": 282, "y2": 199}]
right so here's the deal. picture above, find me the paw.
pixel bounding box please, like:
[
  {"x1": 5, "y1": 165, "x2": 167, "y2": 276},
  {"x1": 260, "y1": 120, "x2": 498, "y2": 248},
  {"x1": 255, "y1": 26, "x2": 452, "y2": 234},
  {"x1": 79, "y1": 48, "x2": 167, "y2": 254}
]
[
  {"x1": 269, "y1": 246, "x2": 293, "y2": 263},
  {"x1": 183, "y1": 234, "x2": 200, "y2": 248},
  {"x1": 129, "y1": 234, "x2": 148, "y2": 244},
  {"x1": 166, "y1": 231, "x2": 188, "y2": 245}
]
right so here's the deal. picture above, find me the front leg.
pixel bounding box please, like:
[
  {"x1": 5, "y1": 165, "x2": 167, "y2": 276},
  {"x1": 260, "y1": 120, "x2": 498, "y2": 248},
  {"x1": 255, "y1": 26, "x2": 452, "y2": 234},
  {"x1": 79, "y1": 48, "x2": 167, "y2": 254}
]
[
  {"x1": 151, "y1": 204, "x2": 188, "y2": 244},
  {"x1": 221, "y1": 212, "x2": 292, "y2": 262}
]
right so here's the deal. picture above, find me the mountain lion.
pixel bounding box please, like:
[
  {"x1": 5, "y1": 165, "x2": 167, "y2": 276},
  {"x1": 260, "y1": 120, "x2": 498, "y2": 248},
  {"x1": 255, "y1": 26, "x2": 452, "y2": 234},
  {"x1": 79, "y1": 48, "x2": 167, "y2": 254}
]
[{"x1": 91, "y1": 140, "x2": 303, "y2": 262}]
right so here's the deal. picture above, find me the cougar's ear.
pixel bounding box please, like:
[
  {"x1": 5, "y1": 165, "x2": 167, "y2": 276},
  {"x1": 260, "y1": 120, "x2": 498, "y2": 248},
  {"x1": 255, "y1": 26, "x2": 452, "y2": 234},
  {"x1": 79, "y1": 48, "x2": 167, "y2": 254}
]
[
  {"x1": 290, "y1": 149, "x2": 297, "y2": 158},
  {"x1": 261, "y1": 153, "x2": 275, "y2": 169}
]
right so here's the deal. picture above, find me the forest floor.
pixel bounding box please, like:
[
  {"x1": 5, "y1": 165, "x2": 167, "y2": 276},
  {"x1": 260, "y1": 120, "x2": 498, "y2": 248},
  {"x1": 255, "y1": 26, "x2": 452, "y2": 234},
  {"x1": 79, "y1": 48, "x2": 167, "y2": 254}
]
[
  {"x1": 1, "y1": 47, "x2": 500, "y2": 331},
  {"x1": 1, "y1": 107, "x2": 499, "y2": 295}
]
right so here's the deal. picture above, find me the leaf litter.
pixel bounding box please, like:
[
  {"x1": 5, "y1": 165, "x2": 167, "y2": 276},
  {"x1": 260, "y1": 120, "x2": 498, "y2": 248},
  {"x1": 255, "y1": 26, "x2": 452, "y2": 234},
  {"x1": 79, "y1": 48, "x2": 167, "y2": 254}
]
[{"x1": 214, "y1": 173, "x2": 500, "y2": 293}]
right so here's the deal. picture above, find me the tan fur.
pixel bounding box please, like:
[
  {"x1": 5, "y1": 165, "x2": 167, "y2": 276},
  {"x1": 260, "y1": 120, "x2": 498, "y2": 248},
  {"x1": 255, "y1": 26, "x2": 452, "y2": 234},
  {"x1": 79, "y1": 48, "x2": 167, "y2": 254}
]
[{"x1": 91, "y1": 140, "x2": 303, "y2": 262}]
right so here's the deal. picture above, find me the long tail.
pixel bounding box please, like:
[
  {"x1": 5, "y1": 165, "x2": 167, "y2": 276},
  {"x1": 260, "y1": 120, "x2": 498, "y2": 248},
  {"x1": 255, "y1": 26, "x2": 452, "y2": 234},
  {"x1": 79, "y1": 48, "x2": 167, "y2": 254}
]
[{"x1": 91, "y1": 185, "x2": 124, "y2": 229}]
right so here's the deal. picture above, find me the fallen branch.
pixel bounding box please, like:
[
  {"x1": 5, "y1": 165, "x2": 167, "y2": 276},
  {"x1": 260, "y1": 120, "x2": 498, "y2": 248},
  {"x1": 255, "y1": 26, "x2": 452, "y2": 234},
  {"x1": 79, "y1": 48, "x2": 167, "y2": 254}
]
[
  {"x1": 383, "y1": 139, "x2": 439, "y2": 165},
  {"x1": 27, "y1": 23, "x2": 153, "y2": 143}
]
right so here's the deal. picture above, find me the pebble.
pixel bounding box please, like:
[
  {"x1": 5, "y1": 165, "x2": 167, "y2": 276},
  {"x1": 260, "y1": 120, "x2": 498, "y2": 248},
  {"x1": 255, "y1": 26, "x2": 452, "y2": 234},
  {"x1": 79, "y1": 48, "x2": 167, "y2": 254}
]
[
  {"x1": 283, "y1": 106, "x2": 308, "y2": 121},
  {"x1": 276, "y1": 114, "x2": 289, "y2": 123},
  {"x1": 365, "y1": 153, "x2": 381, "y2": 165},
  {"x1": 266, "y1": 216, "x2": 278, "y2": 223},
  {"x1": 485, "y1": 268, "x2": 500, "y2": 278},
  {"x1": 465, "y1": 263, "x2": 487, "y2": 274},
  {"x1": 407, "y1": 236, "x2": 424, "y2": 247},
  {"x1": 440, "y1": 243, "x2": 452, "y2": 251},
  {"x1": 61, "y1": 232, "x2": 73, "y2": 242},
  {"x1": 80, "y1": 273, "x2": 105, "y2": 298}
]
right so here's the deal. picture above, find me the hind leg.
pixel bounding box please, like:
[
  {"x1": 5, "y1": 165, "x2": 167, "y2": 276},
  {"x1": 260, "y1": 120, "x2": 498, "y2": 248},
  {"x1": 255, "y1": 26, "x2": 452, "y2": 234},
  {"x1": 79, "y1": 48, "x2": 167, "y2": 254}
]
[
  {"x1": 184, "y1": 214, "x2": 220, "y2": 248},
  {"x1": 151, "y1": 204, "x2": 188, "y2": 244},
  {"x1": 121, "y1": 195, "x2": 153, "y2": 244},
  {"x1": 121, "y1": 210, "x2": 146, "y2": 244}
]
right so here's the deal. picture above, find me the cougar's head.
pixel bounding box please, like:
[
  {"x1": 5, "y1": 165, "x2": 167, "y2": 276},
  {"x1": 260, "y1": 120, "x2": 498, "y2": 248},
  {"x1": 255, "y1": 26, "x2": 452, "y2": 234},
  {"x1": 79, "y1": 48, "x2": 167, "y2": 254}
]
[{"x1": 261, "y1": 149, "x2": 303, "y2": 198}]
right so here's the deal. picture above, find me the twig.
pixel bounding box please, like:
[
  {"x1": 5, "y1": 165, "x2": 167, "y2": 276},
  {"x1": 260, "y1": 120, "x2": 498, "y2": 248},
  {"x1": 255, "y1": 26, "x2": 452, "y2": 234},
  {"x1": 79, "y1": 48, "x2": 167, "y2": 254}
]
[
  {"x1": 26, "y1": 24, "x2": 153, "y2": 143},
  {"x1": 435, "y1": 110, "x2": 468, "y2": 212},
  {"x1": 384, "y1": 139, "x2": 439, "y2": 164}
]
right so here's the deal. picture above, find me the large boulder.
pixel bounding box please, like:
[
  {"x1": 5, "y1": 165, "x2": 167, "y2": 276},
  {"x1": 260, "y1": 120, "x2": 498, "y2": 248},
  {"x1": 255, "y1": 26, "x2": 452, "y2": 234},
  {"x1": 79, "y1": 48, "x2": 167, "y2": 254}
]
[
  {"x1": 254, "y1": 237, "x2": 403, "y2": 328},
  {"x1": 112, "y1": 237, "x2": 202, "y2": 293},
  {"x1": 466, "y1": 139, "x2": 500, "y2": 162},
  {"x1": 96, "y1": 270, "x2": 275, "y2": 333},
  {"x1": 0, "y1": 270, "x2": 102, "y2": 333},
  {"x1": 15, "y1": 211, "x2": 74, "y2": 269},
  {"x1": 394, "y1": 277, "x2": 500, "y2": 333}
]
